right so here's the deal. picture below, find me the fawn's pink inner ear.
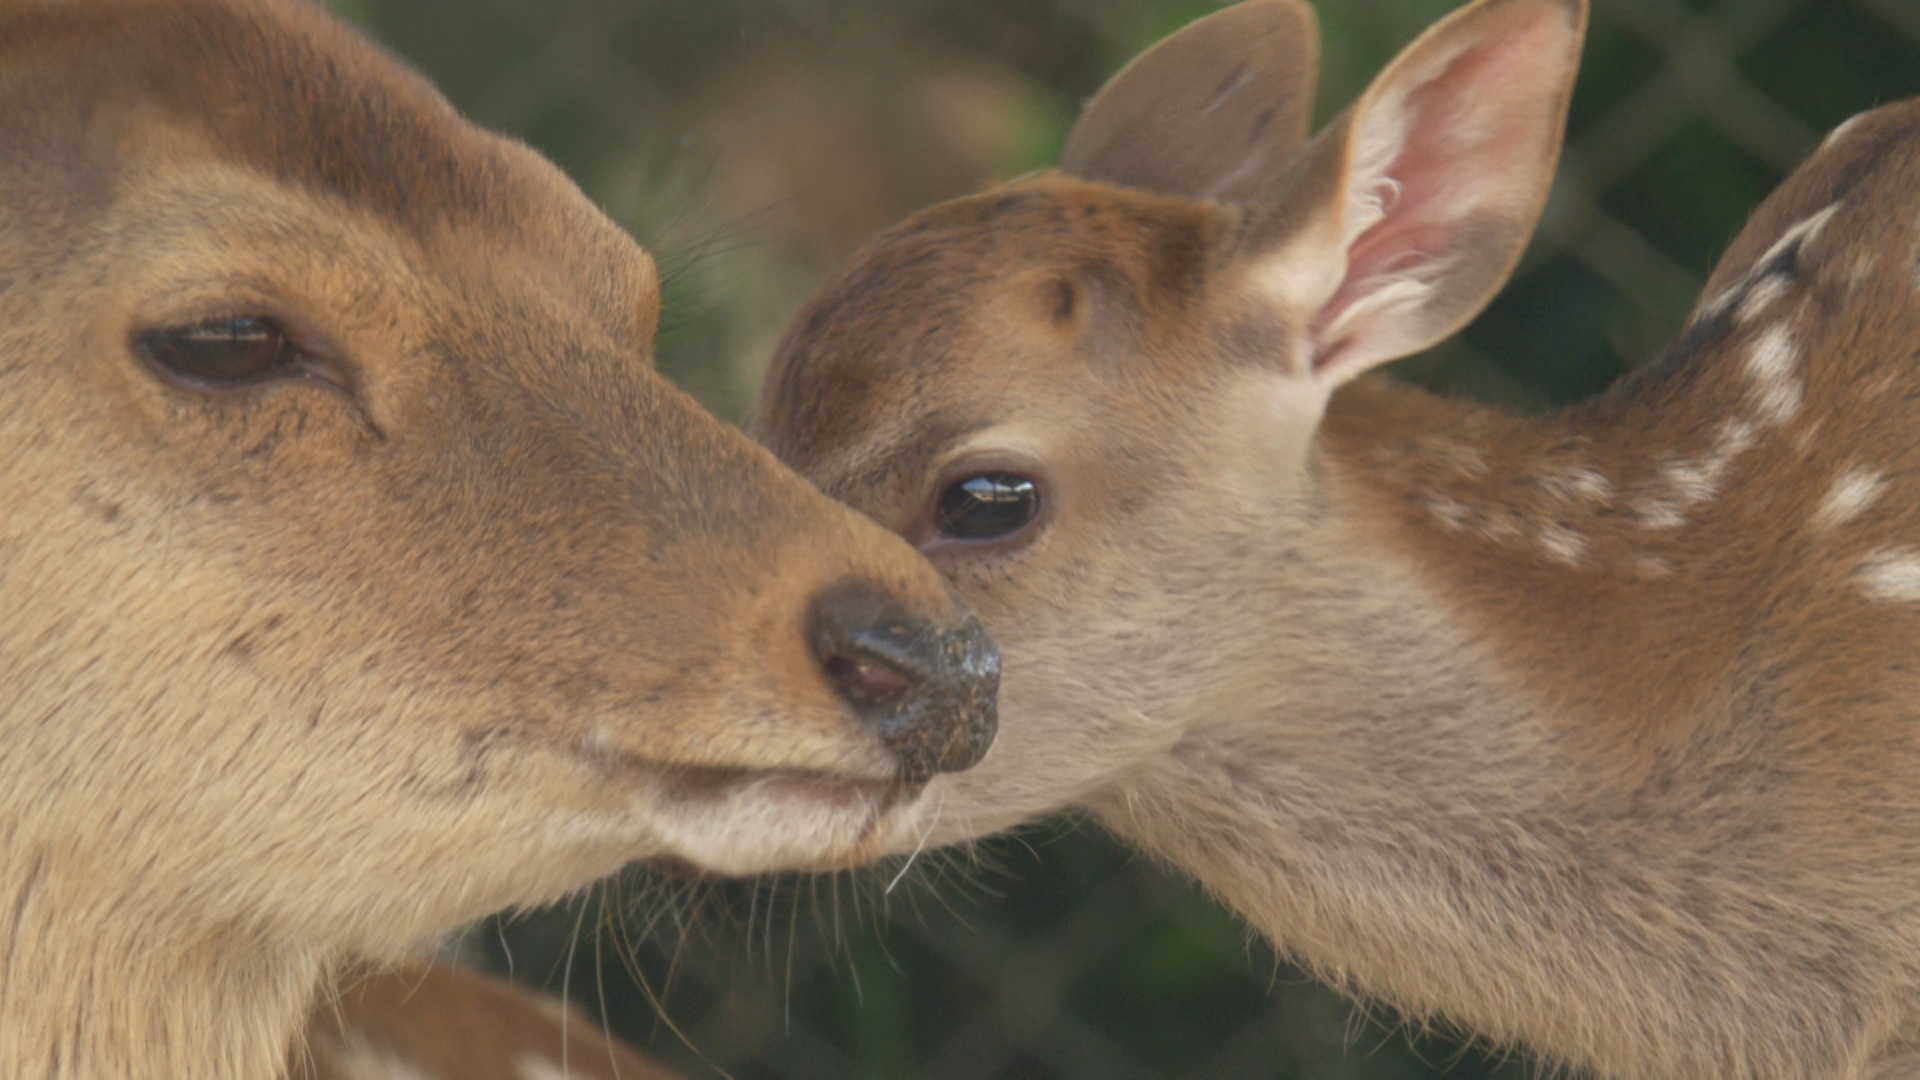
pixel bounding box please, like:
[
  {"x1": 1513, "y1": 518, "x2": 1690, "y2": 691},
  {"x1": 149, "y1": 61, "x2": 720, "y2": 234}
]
[{"x1": 1309, "y1": 8, "x2": 1575, "y2": 382}]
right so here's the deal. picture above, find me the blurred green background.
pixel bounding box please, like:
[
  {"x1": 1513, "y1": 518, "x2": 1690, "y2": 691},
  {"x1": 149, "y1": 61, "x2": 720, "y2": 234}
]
[{"x1": 323, "y1": 0, "x2": 1920, "y2": 1076}]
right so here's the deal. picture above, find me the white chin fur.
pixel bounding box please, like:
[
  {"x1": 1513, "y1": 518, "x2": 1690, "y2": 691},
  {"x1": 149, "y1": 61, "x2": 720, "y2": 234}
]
[{"x1": 651, "y1": 774, "x2": 919, "y2": 877}]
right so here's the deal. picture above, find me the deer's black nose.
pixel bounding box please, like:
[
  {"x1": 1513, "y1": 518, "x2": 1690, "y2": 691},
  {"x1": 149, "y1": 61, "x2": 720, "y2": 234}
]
[{"x1": 810, "y1": 585, "x2": 998, "y2": 781}]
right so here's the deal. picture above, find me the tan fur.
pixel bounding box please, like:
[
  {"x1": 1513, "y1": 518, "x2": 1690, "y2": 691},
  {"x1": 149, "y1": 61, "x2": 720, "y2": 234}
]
[
  {"x1": 752, "y1": 0, "x2": 1920, "y2": 1076},
  {"x1": 0, "y1": 1, "x2": 994, "y2": 1076}
]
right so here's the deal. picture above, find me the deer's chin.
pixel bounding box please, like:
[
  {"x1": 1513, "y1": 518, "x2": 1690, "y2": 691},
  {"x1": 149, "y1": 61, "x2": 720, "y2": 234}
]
[{"x1": 616, "y1": 767, "x2": 926, "y2": 878}]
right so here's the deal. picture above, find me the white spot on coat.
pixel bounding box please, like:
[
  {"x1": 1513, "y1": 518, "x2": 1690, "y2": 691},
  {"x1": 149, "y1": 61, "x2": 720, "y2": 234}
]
[
  {"x1": 1811, "y1": 467, "x2": 1886, "y2": 532},
  {"x1": 1536, "y1": 523, "x2": 1586, "y2": 567},
  {"x1": 1857, "y1": 548, "x2": 1920, "y2": 601},
  {"x1": 1536, "y1": 466, "x2": 1613, "y2": 504},
  {"x1": 1425, "y1": 440, "x2": 1488, "y2": 478},
  {"x1": 1424, "y1": 493, "x2": 1470, "y2": 531},
  {"x1": 1756, "y1": 205, "x2": 1840, "y2": 278},
  {"x1": 1736, "y1": 274, "x2": 1788, "y2": 324},
  {"x1": 1478, "y1": 512, "x2": 1520, "y2": 542},
  {"x1": 1660, "y1": 460, "x2": 1716, "y2": 505},
  {"x1": 1792, "y1": 420, "x2": 1824, "y2": 456},
  {"x1": 521, "y1": 1058, "x2": 580, "y2": 1080},
  {"x1": 1747, "y1": 324, "x2": 1796, "y2": 380},
  {"x1": 1714, "y1": 418, "x2": 1756, "y2": 458},
  {"x1": 310, "y1": 1038, "x2": 433, "y2": 1080},
  {"x1": 1750, "y1": 377, "x2": 1803, "y2": 428},
  {"x1": 1566, "y1": 467, "x2": 1613, "y2": 502},
  {"x1": 1633, "y1": 496, "x2": 1686, "y2": 530},
  {"x1": 1632, "y1": 418, "x2": 1759, "y2": 532},
  {"x1": 1634, "y1": 554, "x2": 1674, "y2": 579},
  {"x1": 1821, "y1": 111, "x2": 1869, "y2": 151},
  {"x1": 1745, "y1": 325, "x2": 1802, "y2": 426},
  {"x1": 1848, "y1": 249, "x2": 1880, "y2": 290},
  {"x1": 1697, "y1": 204, "x2": 1839, "y2": 322}
]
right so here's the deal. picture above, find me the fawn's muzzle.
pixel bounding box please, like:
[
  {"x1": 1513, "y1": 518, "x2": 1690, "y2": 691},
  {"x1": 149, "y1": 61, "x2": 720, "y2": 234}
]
[{"x1": 810, "y1": 585, "x2": 999, "y2": 781}]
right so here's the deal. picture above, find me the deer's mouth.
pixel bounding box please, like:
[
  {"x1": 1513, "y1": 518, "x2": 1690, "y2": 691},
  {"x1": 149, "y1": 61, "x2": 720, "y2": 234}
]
[
  {"x1": 652, "y1": 763, "x2": 916, "y2": 808},
  {"x1": 540, "y1": 733, "x2": 937, "y2": 875},
  {"x1": 631, "y1": 762, "x2": 932, "y2": 876}
]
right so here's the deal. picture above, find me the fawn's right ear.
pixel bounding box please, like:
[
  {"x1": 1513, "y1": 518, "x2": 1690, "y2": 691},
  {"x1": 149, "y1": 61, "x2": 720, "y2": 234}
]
[
  {"x1": 1059, "y1": 0, "x2": 1319, "y2": 203},
  {"x1": 1238, "y1": 0, "x2": 1586, "y2": 388}
]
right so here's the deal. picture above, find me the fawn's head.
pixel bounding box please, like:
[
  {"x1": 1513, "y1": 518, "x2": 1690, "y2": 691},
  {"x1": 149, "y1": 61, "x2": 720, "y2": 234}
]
[
  {"x1": 0, "y1": 0, "x2": 994, "y2": 955},
  {"x1": 754, "y1": 0, "x2": 1584, "y2": 842}
]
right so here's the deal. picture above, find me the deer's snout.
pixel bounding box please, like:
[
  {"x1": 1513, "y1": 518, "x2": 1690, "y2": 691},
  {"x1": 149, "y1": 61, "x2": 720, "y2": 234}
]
[{"x1": 809, "y1": 585, "x2": 999, "y2": 782}]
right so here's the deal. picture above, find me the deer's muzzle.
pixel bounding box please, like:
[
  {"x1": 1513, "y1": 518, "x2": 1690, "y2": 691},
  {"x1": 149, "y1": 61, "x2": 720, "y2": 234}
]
[{"x1": 809, "y1": 585, "x2": 999, "y2": 782}]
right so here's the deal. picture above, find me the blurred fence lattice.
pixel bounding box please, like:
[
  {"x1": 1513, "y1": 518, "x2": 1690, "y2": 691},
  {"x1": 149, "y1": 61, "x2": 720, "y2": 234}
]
[{"x1": 329, "y1": 0, "x2": 1920, "y2": 1076}]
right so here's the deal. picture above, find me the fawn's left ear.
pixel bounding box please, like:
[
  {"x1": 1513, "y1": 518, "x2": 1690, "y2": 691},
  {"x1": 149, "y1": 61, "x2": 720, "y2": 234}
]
[
  {"x1": 1059, "y1": 0, "x2": 1319, "y2": 203},
  {"x1": 1237, "y1": 0, "x2": 1586, "y2": 388}
]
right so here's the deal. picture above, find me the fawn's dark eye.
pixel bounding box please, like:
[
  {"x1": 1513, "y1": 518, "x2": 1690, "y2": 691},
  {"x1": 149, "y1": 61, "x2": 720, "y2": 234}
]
[
  {"x1": 935, "y1": 473, "x2": 1041, "y2": 541},
  {"x1": 135, "y1": 317, "x2": 301, "y2": 388}
]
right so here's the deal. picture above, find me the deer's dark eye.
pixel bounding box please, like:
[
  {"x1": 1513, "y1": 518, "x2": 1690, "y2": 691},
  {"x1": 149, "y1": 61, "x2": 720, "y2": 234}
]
[
  {"x1": 135, "y1": 317, "x2": 299, "y2": 388},
  {"x1": 935, "y1": 473, "x2": 1040, "y2": 541}
]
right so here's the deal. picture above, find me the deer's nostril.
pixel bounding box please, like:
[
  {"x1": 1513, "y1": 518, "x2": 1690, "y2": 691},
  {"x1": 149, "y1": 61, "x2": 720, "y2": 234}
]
[
  {"x1": 823, "y1": 653, "x2": 914, "y2": 701},
  {"x1": 809, "y1": 584, "x2": 999, "y2": 781}
]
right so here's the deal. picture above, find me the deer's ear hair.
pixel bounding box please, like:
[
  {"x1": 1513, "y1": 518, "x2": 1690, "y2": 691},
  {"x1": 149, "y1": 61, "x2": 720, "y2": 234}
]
[{"x1": 1060, "y1": 0, "x2": 1319, "y2": 204}]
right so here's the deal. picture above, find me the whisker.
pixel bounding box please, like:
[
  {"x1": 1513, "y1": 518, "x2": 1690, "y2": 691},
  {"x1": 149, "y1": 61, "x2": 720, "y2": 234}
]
[
  {"x1": 886, "y1": 790, "x2": 944, "y2": 895},
  {"x1": 783, "y1": 891, "x2": 801, "y2": 1035},
  {"x1": 558, "y1": 893, "x2": 591, "y2": 1078}
]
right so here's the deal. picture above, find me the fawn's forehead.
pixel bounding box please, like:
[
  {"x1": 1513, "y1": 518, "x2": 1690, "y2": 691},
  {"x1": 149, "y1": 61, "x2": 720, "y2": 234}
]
[{"x1": 762, "y1": 176, "x2": 1222, "y2": 469}]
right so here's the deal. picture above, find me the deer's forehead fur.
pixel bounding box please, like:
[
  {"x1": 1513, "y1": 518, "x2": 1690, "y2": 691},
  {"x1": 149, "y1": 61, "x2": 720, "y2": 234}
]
[
  {"x1": 6, "y1": 0, "x2": 616, "y2": 247},
  {"x1": 757, "y1": 177, "x2": 1271, "y2": 533}
]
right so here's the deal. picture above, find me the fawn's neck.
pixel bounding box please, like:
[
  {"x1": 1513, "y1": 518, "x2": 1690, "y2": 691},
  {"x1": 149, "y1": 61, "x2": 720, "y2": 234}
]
[
  {"x1": 0, "y1": 850, "x2": 324, "y2": 1080},
  {"x1": 1093, "y1": 372, "x2": 1914, "y2": 1079}
]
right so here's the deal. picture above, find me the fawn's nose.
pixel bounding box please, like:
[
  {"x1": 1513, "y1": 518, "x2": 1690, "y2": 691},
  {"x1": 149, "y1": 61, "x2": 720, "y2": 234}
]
[{"x1": 809, "y1": 585, "x2": 999, "y2": 782}]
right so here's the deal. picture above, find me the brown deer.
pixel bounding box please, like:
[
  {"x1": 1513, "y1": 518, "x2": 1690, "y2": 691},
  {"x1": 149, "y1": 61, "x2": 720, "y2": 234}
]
[
  {"x1": 753, "y1": 0, "x2": 1920, "y2": 1076},
  {"x1": 300, "y1": 961, "x2": 677, "y2": 1080},
  {"x1": 0, "y1": 1, "x2": 999, "y2": 1077}
]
